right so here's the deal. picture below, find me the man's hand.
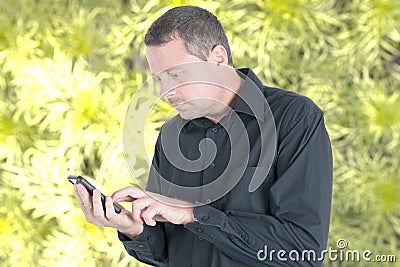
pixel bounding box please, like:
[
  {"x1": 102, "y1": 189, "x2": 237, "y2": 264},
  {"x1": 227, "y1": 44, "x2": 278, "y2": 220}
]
[
  {"x1": 112, "y1": 186, "x2": 195, "y2": 226},
  {"x1": 73, "y1": 183, "x2": 144, "y2": 239}
]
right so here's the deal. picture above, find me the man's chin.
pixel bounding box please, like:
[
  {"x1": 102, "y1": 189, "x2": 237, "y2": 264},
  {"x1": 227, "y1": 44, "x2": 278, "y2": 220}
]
[{"x1": 178, "y1": 111, "x2": 201, "y2": 121}]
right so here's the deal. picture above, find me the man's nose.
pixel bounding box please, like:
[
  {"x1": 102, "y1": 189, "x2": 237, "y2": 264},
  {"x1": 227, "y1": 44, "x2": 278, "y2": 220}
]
[{"x1": 160, "y1": 82, "x2": 176, "y2": 99}]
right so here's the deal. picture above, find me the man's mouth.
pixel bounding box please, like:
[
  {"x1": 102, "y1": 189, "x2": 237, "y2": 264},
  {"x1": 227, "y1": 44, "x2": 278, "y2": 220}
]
[
  {"x1": 170, "y1": 100, "x2": 186, "y2": 109},
  {"x1": 173, "y1": 103, "x2": 184, "y2": 110},
  {"x1": 170, "y1": 102, "x2": 180, "y2": 108}
]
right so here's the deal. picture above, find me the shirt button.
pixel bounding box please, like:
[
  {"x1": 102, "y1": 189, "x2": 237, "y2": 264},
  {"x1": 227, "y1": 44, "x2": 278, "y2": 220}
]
[
  {"x1": 202, "y1": 216, "x2": 209, "y2": 221},
  {"x1": 198, "y1": 236, "x2": 204, "y2": 241},
  {"x1": 230, "y1": 234, "x2": 238, "y2": 239},
  {"x1": 211, "y1": 128, "x2": 218, "y2": 133},
  {"x1": 146, "y1": 235, "x2": 152, "y2": 241},
  {"x1": 196, "y1": 227, "x2": 204, "y2": 233},
  {"x1": 210, "y1": 162, "x2": 215, "y2": 168}
]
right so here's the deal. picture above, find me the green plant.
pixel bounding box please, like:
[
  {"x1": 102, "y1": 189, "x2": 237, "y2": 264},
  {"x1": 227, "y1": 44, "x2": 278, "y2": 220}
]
[{"x1": 1, "y1": 0, "x2": 399, "y2": 266}]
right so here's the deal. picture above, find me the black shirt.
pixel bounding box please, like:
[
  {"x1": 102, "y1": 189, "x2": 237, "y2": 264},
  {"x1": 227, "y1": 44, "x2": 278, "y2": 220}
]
[{"x1": 118, "y1": 68, "x2": 333, "y2": 267}]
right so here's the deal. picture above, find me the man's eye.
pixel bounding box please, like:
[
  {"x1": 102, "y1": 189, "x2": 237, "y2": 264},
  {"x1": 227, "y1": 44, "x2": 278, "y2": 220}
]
[{"x1": 168, "y1": 71, "x2": 183, "y2": 79}]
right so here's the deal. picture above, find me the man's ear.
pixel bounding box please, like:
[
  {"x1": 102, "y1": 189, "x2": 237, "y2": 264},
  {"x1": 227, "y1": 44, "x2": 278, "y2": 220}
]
[{"x1": 207, "y1": 45, "x2": 229, "y2": 65}]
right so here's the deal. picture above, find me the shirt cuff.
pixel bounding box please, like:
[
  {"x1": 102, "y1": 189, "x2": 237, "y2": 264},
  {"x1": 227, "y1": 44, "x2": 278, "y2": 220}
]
[
  {"x1": 117, "y1": 224, "x2": 166, "y2": 262},
  {"x1": 184, "y1": 204, "x2": 226, "y2": 242}
]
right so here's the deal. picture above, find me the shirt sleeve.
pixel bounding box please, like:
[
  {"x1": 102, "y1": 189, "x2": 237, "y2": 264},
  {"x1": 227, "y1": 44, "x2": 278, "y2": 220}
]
[
  {"x1": 184, "y1": 111, "x2": 333, "y2": 266},
  {"x1": 117, "y1": 223, "x2": 168, "y2": 266},
  {"x1": 117, "y1": 138, "x2": 169, "y2": 266}
]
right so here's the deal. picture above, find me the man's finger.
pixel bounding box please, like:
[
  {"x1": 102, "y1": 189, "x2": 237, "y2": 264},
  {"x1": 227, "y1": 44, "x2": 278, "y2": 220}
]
[
  {"x1": 74, "y1": 183, "x2": 93, "y2": 214},
  {"x1": 131, "y1": 198, "x2": 153, "y2": 223},
  {"x1": 141, "y1": 206, "x2": 159, "y2": 226},
  {"x1": 111, "y1": 195, "x2": 135, "y2": 203},
  {"x1": 105, "y1": 196, "x2": 117, "y2": 220},
  {"x1": 92, "y1": 189, "x2": 105, "y2": 218},
  {"x1": 111, "y1": 186, "x2": 147, "y2": 202}
]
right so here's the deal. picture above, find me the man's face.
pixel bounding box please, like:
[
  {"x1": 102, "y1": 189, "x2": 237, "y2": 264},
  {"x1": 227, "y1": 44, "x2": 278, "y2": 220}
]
[{"x1": 146, "y1": 37, "x2": 231, "y2": 121}]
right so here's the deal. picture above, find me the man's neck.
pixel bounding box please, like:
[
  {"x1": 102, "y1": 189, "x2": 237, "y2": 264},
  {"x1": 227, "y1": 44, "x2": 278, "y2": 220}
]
[{"x1": 205, "y1": 71, "x2": 245, "y2": 124}]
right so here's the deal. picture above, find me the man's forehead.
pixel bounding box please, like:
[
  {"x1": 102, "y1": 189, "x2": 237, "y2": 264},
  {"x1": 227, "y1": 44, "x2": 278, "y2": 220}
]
[
  {"x1": 145, "y1": 37, "x2": 186, "y2": 54},
  {"x1": 146, "y1": 41, "x2": 198, "y2": 74}
]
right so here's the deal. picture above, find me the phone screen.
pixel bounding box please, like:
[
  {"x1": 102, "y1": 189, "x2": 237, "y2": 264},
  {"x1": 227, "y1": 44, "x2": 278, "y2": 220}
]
[{"x1": 68, "y1": 175, "x2": 121, "y2": 214}]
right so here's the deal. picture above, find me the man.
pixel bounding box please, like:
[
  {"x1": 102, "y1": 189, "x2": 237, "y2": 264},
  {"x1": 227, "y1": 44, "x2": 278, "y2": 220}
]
[{"x1": 74, "y1": 5, "x2": 332, "y2": 267}]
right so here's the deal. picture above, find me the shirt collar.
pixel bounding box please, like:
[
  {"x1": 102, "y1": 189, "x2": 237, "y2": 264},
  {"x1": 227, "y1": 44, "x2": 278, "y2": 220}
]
[{"x1": 232, "y1": 68, "x2": 266, "y2": 122}]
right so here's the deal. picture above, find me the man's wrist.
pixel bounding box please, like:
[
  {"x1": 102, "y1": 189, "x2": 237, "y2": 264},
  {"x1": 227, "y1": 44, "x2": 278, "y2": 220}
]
[
  {"x1": 184, "y1": 207, "x2": 196, "y2": 224},
  {"x1": 120, "y1": 225, "x2": 144, "y2": 240}
]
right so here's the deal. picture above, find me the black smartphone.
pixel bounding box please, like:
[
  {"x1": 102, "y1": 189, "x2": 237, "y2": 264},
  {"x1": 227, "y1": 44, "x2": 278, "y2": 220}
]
[{"x1": 68, "y1": 175, "x2": 121, "y2": 214}]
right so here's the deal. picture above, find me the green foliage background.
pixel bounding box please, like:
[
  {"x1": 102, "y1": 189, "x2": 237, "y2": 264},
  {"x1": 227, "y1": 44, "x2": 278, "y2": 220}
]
[{"x1": 0, "y1": 0, "x2": 399, "y2": 266}]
